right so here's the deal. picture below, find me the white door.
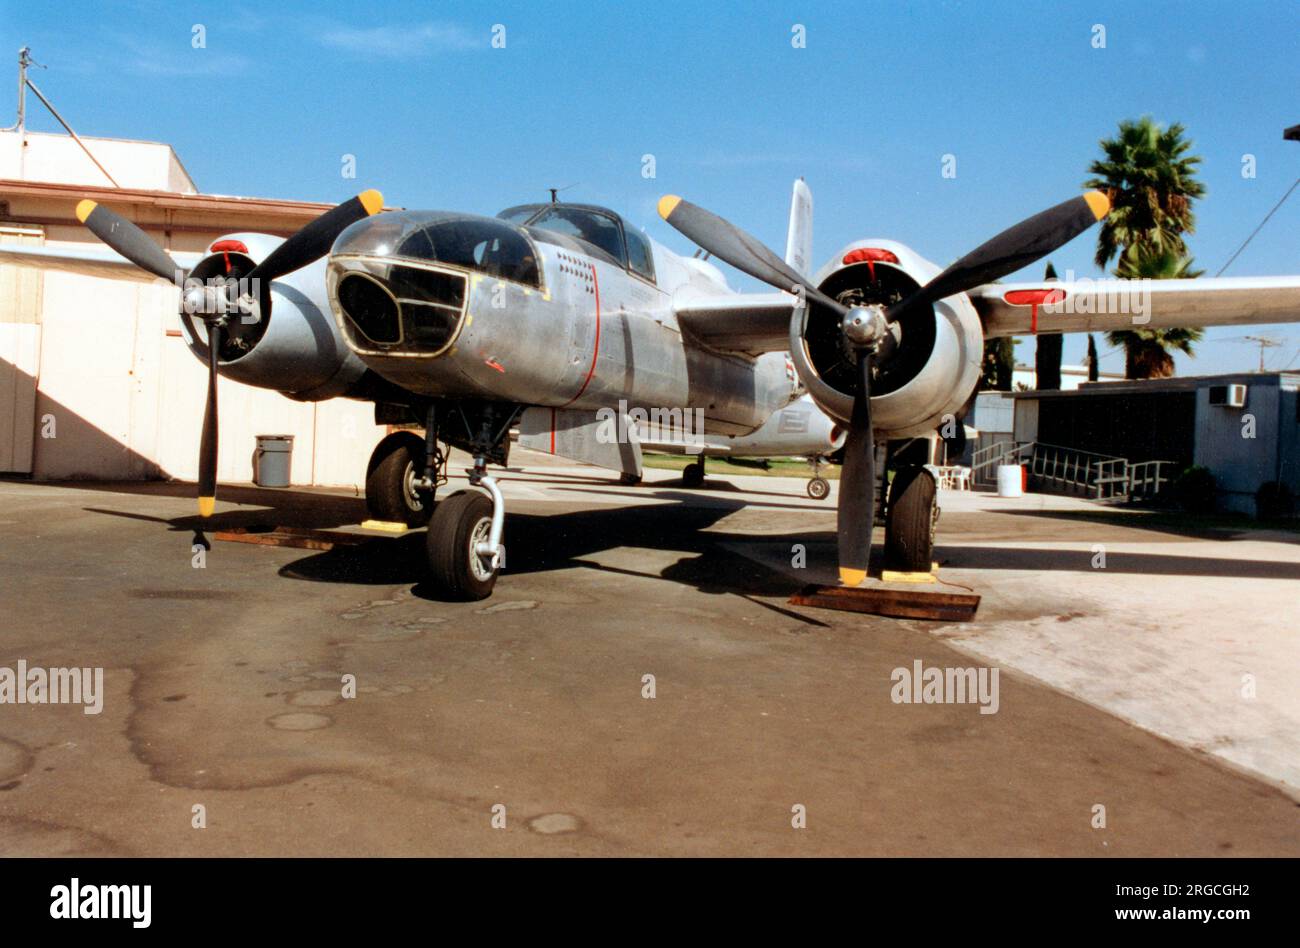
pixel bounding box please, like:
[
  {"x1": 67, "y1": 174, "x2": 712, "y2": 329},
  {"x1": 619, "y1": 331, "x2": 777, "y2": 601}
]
[{"x1": 0, "y1": 224, "x2": 43, "y2": 474}]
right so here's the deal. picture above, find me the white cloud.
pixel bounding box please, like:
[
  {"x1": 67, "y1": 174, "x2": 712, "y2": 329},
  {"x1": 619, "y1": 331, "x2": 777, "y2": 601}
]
[{"x1": 316, "y1": 22, "x2": 482, "y2": 59}]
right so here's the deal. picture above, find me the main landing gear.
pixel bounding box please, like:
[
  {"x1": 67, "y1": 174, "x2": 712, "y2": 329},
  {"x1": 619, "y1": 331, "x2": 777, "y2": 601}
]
[
  {"x1": 365, "y1": 430, "x2": 440, "y2": 527},
  {"x1": 681, "y1": 456, "x2": 705, "y2": 488},
  {"x1": 882, "y1": 463, "x2": 938, "y2": 574},
  {"x1": 806, "y1": 455, "x2": 831, "y2": 500}
]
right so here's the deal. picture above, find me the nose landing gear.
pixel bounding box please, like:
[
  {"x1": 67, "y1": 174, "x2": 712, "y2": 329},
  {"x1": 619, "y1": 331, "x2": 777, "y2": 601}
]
[{"x1": 426, "y1": 456, "x2": 504, "y2": 600}]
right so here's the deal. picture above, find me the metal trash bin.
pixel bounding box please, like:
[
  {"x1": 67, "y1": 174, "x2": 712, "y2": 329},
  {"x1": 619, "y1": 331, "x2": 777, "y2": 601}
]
[{"x1": 254, "y1": 435, "x2": 294, "y2": 487}]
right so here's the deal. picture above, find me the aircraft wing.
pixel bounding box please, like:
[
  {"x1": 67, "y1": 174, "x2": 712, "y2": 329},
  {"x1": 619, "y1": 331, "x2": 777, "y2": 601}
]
[
  {"x1": 671, "y1": 286, "x2": 796, "y2": 354},
  {"x1": 0, "y1": 242, "x2": 205, "y2": 283},
  {"x1": 972, "y1": 276, "x2": 1300, "y2": 337}
]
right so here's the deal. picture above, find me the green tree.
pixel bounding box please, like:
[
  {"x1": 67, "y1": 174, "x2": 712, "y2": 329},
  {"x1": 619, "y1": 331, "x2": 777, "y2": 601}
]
[
  {"x1": 1034, "y1": 262, "x2": 1063, "y2": 390},
  {"x1": 981, "y1": 337, "x2": 1017, "y2": 391},
  {"x1": 1104, "y1": 246, "x2": 1205, "y2": 378},
  {"x1": 1086, "y1": 116, "x2": 1206, "y2": 378},
  {"x1": 1086, "y1": 116, "x2": 1206, "y2": 270}
]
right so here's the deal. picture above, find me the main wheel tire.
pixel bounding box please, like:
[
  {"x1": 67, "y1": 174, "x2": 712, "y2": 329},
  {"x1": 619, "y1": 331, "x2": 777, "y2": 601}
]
[
  {"x1": 681, "y1": 461, "x2": 704, "y2": 488},
  {"x1": 619, "y1": 472, "x2": 642, "y2": 486},
  {"x1": 366, "y1": 432, "x2": 433, "y2": 527},
  {"x1": 807, "y1": 476, "x2": 831, "y2": 500},
  {"x1": 884, "y1": 466, "x2": 937, "y2": 574},
  {"x1": 426, "y1": 490, "x2": 498, "y2": 600}
]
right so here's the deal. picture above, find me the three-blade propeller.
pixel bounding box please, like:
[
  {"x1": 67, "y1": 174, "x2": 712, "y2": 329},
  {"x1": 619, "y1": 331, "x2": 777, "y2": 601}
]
[
  {"x1": 659, "y1": 189, "x2": 1109, "y2": 585},
  {"x1": 75, "y1": 189, "x2": 384, "y2": 519}
]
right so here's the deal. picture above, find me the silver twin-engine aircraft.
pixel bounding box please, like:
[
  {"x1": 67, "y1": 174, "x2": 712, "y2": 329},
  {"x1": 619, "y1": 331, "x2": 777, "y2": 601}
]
[{"x1": 7, "y1": 176, "x2": 1300, "y2": 599}]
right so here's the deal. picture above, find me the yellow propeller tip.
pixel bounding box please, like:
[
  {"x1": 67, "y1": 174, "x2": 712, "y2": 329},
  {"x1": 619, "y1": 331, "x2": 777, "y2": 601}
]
[
  {"x1": 1084, "y1": 190, "x2": 1110, "y2": 221},
  {"x1": 358, "y1": 189, "x2": 384, "y2": 215},
  {"x1": 657, "y1": 195, "x2": 682, "y2": 221},
  {"x1": 838, "y1": 567, "x2": 867, "y2": 587},
  {"x1": 197, "y1": 496, "x2": 215, "y2": 518},
  {"x1": 75, "y1": 199, "x2": 97, "y2": 223}
]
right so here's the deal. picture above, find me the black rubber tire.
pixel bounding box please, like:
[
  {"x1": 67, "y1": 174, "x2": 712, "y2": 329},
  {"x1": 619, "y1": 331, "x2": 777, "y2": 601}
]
[
  {"x1": 619, "y1": 472, "x2": 642, "y2": 486},
  {"x1": 681, "y1": 461, "x2": 704, "y2": 488},
  {"x1": 366, "y1": 432, "x2": 433, "y2": 527},
  {"x1": 807, "y1": 476, "x2": 831, "y2": 500},
  {"x1": 884, "y1": 466, "x2": 936, "y2": 574},
  {"x1": 426, "y1": 490, "x2": 498, "y2": 600}
]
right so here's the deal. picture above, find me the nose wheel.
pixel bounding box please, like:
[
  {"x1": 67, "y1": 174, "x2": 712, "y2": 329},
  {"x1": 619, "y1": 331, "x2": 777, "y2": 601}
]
[{"x1": 425, "y1": 455, "x2": 506, "y2": 601}]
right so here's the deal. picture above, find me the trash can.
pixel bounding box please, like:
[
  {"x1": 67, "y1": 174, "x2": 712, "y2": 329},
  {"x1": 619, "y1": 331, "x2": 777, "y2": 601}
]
[
  {"x1": 996, "y1": 464, "x2": 1024, "y2": 498},
  {"x1": 254, "y1": 435, "x2": 294, "y2": 487}
]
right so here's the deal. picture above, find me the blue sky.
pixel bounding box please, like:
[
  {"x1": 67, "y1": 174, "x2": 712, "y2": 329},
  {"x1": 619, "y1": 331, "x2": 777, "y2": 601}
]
[{"x1": 4, "y1": 0, "x2": 1299, "y2": 375}]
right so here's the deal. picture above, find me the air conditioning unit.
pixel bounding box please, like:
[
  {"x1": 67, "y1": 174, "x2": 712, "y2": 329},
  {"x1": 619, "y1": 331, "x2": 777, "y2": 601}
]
[{"x1": 1209, "y1": 384, "x2": 1247, "y2": 408}]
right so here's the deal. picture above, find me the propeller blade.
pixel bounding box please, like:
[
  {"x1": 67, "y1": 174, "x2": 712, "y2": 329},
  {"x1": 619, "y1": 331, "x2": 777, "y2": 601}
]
[
  {"x1": 657, "y1": 195, "x2": 847, "y2": 313},
  {"x1": 247, "y1": 189, "x2": 384, "y2": 284},
  {"x1": 892, "y1": 191, "x2": 1109, "y2": 317},
  {"x1": 836, "y1": 354, "x2": 875, "y2": 586},
  {"x1": 75, "y1": 200, "x2": 187, "y2": 286},
  {"x1": 197, "y1": 323, "x2": 221, "y2": 518}
]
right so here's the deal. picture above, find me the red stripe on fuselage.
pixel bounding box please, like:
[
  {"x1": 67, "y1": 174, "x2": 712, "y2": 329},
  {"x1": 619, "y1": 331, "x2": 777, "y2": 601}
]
[{"x1": 561, "y1": 262, "x2": 601, "y2": 407}]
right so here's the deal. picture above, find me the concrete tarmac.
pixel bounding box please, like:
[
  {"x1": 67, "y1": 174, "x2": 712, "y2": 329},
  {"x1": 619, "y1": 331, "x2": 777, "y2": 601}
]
[{"x1": 1, "y1": 451, "x2": 1297, "y2": 856}]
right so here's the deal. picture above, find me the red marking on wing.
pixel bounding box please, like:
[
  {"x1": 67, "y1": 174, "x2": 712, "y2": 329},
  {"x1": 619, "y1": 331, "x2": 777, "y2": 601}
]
[{"x1": 1002, "y1": 288, "x2": 1067, "y2": 333}]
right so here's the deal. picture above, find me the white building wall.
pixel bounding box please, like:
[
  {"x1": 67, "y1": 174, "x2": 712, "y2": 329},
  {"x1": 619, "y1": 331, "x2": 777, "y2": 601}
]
[
  {"x1": 1, "y1": 130, "x2": 390, "y2": 490},
  {"x1": 0, "y1": 130, "x2": 197, "y2": 192}
]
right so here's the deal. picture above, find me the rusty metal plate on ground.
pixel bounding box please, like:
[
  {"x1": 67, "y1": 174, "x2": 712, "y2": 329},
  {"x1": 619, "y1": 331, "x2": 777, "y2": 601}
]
[{"x1": 212, "y1": 526, "x2": 372, "y2": 551}]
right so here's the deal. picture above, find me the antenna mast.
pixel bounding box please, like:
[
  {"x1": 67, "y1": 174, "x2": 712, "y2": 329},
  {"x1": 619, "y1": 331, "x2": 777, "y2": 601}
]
[{"x1": 1243, "y1": 335, "x2": 1283, "y2": 372}]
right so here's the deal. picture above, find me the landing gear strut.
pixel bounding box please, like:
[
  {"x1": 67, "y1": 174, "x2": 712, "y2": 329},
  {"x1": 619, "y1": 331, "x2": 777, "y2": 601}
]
[
  {"x1": 427, "y1": 456, "x2": 504, "y2": 600},
  {"x1": 806, "y1": 455, "x2": 831, "y2": 501},
  {"x1": 421, "y1": 400, "x2": 518, "y2": 600}
]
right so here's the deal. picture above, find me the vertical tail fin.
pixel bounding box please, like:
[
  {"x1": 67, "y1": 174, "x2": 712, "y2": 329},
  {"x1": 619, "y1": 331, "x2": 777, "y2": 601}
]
[{"x1": 784, "y1": 177, "x2": 813, "y2": 280}]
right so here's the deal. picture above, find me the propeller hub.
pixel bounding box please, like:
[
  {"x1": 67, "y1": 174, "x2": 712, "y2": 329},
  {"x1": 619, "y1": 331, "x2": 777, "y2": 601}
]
[{"x1": 841, "y1": 305, "x2": 889, "y2": 349}]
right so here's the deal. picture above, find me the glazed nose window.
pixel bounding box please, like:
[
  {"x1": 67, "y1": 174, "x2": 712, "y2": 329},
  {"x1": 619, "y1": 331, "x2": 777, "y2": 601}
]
[{"x1": 333, "y1": 211, "x2": 541, "y2": 287}]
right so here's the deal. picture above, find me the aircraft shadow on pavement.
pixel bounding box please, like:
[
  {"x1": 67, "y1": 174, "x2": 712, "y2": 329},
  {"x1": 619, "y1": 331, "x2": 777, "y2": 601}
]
[{"x1": 77, "y1": 483, "x2": 1300, "y2": 600}]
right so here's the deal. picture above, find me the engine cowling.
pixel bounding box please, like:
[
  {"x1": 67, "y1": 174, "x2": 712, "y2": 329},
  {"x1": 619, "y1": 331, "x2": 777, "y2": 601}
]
[
  {"x1": 791, "y1": 238, "x2": 984, "y2": 440},
  {"x1": 176, "y1": 232, "x2": 369, "y2": 401}
]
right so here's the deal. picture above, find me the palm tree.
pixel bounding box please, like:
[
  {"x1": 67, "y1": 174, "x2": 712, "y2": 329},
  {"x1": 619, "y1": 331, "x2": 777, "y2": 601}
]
[
  {"x1": 1087, "y1": 117, "x2": 1206, "y2": 377},
  {"x1": 1086, "y1": 116, "x2": 1206, "y2": 270},
  {"x1": 1104, "y1": 246, "x2": 1205, "y2": 378}
]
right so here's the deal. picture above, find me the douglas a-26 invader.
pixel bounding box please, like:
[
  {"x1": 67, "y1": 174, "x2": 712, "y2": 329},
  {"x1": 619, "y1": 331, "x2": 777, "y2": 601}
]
[{"x1": 7, "y1": 178, "x2": 1300, "y2": 599}]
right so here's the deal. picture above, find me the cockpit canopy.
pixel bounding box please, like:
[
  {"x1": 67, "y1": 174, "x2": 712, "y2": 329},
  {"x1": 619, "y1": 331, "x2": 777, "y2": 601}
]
[
  {"x1": 333, "y1": 210, "x2": 541, "y2": 287},
  {"x1": 497, "y1": 203, "x2": 656, "y2": 282}
]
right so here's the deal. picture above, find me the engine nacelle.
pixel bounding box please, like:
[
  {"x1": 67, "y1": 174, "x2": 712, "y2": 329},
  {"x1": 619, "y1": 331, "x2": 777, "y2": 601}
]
[
  {"x1": 793, "y1": 238, "x2": 984, "y2": 440},
  {"x1": 176, "y1": 232, "x2": 369, "y2": 401}
]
